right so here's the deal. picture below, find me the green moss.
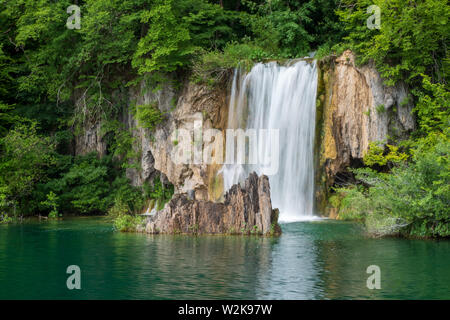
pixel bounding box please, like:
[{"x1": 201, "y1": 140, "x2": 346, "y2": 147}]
[
  {"x1": 170, "y1": 97, "x2": 177, "y2": 111},
  {"x1": 376, "y1": 104, "x2": 386, "y2": 114},
  {"x1": 250, "y1": 225, "x2": 260, "y2": 235},
  {"x1": 400, "y1": 95, "x2": 412, "y2": 108},
  {"x1": 314, "y1": 61, "x2": 333, "y2": 216}
]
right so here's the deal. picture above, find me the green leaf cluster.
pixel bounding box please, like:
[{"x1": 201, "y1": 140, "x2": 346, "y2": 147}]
[
  {"x1": 335, "y1": 134, "x2": 449, "y2": 238},
  {"x1": 363, "y1": 142, "x2": 409, "y2": 168},
  {"x1": 337, "y1": 0, "x2": 449, "y2": 86}
]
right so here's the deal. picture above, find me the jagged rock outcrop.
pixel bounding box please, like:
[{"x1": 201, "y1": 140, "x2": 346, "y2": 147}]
[
  {"x1": 141, "y1": 172, "x2": 281, "y2": 236},
  {"x1": 315, "y1": 50, "x2": 415, "y2": 217}
]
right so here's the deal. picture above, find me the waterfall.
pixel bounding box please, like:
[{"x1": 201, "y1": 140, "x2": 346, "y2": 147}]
[{"x1": 221, "y1": 60, "x2": 318, "y2": 222}]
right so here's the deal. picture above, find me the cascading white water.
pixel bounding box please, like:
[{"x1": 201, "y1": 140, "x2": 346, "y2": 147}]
[{"x1": 221, "y1": 60, "x2": 318, "y2": 222}]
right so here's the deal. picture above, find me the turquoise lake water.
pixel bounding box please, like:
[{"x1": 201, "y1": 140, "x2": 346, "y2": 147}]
[{"x1": 0, "y1": 217, "x2": 448, "y2": 299}]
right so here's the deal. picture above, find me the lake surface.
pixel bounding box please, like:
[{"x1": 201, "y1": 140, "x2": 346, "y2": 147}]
[{"x1": 0, "y1": 217, "x2": 448, "y2": 299}]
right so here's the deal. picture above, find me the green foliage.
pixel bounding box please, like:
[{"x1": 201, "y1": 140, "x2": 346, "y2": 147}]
[
  {"x1": 191, "y1": 42, "x2": 270, "y2": 85},
  {"x1": 1, "y1": 0, "x2": 75, "y2": 99},
  {"x1": 337, "y1": 0, "x2": 449, "y2": 85},
  {"x1": 363, "y1": 142, "x2": 408, "y2": 167},
  {"x1": 333, "y1": 186, "x2": 369, "y2": 221},
  {"x1": 0, "y1": 213, "x2": 13, "y2": 224},
  {"x1": 256, "y1": 2, "x2": 311, "y2": 56},
  {"x1": 132, "y1": 0, "x2": 198, "y2": 74},
  {"x1": 35, "y1": 154, "x2": 141, "y2": 216},
  {"x1": 56, "y1": 155, "x2": 114, "y2": 214},
  {"x1": 134, "y1": 103, "x2": 166, "y2": 131},
  {"x1": 0, "y1": 122, "x2": 56, "y2": 214},
  {"x1": 375, "y1": 104, "x2": 385, "y2": 114},
  {"x1": 113, "y1": 213, "x2": 144, "y2": 232},
  {"x1": 242, "y1": 0, "x2": 344, "y2": 58},
  {"x1": 182, "y1": 1, "x2": 239, "y2": 50},
  {"x1": 1, "y1": 0, "x2": 145, "y2": 121},
  {"x1": 144, "y1": 177, "x2": 174, "y2": 211},
  {"x1": 334, "y1": 134, "x2": 450, "y2": 238},
  {"x1": 413, "y1": 75, "x2": 450, "y2": 135},
  {"x1": 315, "y1": 42, "x2": 346, "y2": 60},
  {"x1": 0, "y1": 104, "x2": 17, "y2": 137},
  {"x1": 111, "y1": 178, "x2": 145, "y2": 214},
  {"x1": 40, "y1": 191, "x2": 59, "y2": 218},
  {"x1": 108, "y1": 200, "x2": 130, "y2": 218},
  {"x1": 101, "y1": 120, "x2": 139, "y2": 168}
]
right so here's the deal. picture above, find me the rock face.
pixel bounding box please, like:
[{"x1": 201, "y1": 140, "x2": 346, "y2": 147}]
[
  {"x1": 143, "y1": 172, "x2": 281, "y2": 236},
  {"x1": 124, "y1": 78, "x2": 178, "y2": 187},
  {"x1": 74, "y1": 122, "x2": 107, "y2": 157},
  {"x1": 315, "y1": 50, "x2": 416, "y2": 216},
  {"x1": 126, "y1": 78, "x2": 229, "y2": 202},
  {"x1": 72, "y1": 74, "x2": 230, "y2": 204}
]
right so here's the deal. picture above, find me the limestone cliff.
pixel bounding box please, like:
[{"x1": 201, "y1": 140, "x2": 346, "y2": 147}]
[
  {"x1": 125, "y1": 79, "x2": 229, "y2": 202},
  {"x1": 73, "y1": 75, "x2": 230, "y2": 206},
  {"x1": 315, "y1": 50, "x2": 415, "y2": 217},
  {"x1": 140, "y1": 172, "x2": 281, "y2": 236}
]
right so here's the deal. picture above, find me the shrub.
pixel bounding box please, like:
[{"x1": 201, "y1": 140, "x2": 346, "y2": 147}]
[
  {"x1": 40, "y1": 191, "x2": 60, "y2": 218},
  {"x1": 56, "y1": 155, "x2": 113, "y2": 214},
  {"x1": 101, "y1": 120, "x2": 139, "y2": 167},
  {"x1": 108, "y1": 200, "x2": 130, "y2": 218},
  {"x1": 113, "y1": 214, "x2": 144, "y2": 232},
  {"x1": 134, "y1": 103, "x2": 166, "y2": 131},
  {"x1": 0, "y1": 122, "x2": 56, "y2": 215},
  {"x1": 0, "y1": 213, "x2": 13, "y2": 224},
  {"x1": 332, "y1": 187, "x2": 369, "y2": 221},
  {"x1": 334, "y1": 134, "x2": 450, "y2": 238},
  {"x1": 363, "y1": 142, "x2": 408, "y2": 168},
  {"x1": 191, "y1": 42, "x2": 271, "y2": 85},
  {"x1": 413, "y1": 75, "x2": 450, "y2": 135},
  {"x1": 143, "y1": 177, "x2": 174, "y2": 211}
]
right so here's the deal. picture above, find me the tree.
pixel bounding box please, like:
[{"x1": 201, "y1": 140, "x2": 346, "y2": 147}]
[
  {"x1": 133, "y1": 0, "x2": 198, "y2": 74},
  {"x1": 337, "y1": 0, "x2": 449, "y2": 85},
  {"x1": 0, "y1": 122, "x2": 55, "y2": 215}
]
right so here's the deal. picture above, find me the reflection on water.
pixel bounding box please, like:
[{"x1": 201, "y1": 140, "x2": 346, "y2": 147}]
[{"x1": 0, "y1": 218, "x2": 448, "y2": 299}]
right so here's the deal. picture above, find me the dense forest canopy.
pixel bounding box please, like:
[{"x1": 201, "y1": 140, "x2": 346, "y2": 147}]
[{"x1": 0, "y1": 0, "x2": 448, "y2": 237}]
